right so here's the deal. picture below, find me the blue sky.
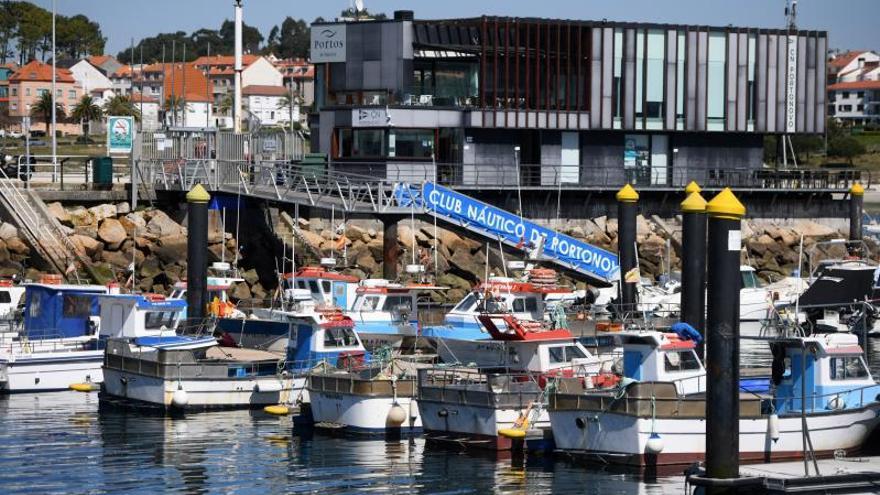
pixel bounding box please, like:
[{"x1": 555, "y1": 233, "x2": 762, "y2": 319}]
[{"x1": 29, "y1": 0, "x2": 880, "y2": 56}]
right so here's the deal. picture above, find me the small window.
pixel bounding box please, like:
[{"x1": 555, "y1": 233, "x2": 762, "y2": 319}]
[
  {"x1": 308, "y1": 280, "x2": 320, "y2": 295},
  {"x1": 664, "y1": 350, "x2": 702, "y2": 372},
  {"x1": 857, "y1": 104, "x2": 864, "y2": 112},
  {"x1": 857, "y1": 91, "x2": 865, "y2": 98},
  {"x1": 453, "y1": 293, "x2": 478, "y2": 312},
  {"x1": 10, "y1": 88, "x2": 16, "y2": 96},
  {"x1": 0, "y1": 291, "x2": 13, "y2": 304},
  {"x1": 321, "y1": 281, "x2": 331, "y2": 294},
  {"x1": 565, "y1": 345, "x2": 587, "y2": 360},
  {"x1": 296, "y1": 280, "x2": 306, "y2": 289},
  {"x1": 323, "y1": 327, "x2": 357, "y2": 347},
  {"x1": 830, "y1": 356, "x2": 868, "y2": 380},
  {"x1": 548, "y1": 346, "x2": 565, "y2": 364},
  {"x1": 359, "y1": 296, "x2": 380, "y2": 311},
  {"x1": 25, "y1": 88, "x2": 30, "y2": 96},
  {"x1": 843, "y1": 91, "x2": 850, "y2": 99},
  {"x1": 68, "y1": 90, "x2": 75, "y2": 99},
  {"x1": 144, "y1": 311, "x2": 178, "y2": 330},
  {"x1": 63, "y1": 295, "x2": 93, "y2": 318},
  {"x1": 383, "y1": 295, "x2": 412, "y2": 312},
  {"x1": 512, "y1": 298, "x2": 525, "y2": 312},
  {"x1": 525, "y1": 298, "x2": 538, "y2": 312}
]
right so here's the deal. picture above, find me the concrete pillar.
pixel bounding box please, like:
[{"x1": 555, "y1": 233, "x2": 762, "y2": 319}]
[
  {"x1": 680, "y1": 181, "x2": 708, "y2": 354},
  {"x1": 705, "y1": 187, "x2": 746, "y2": 485},
  {"x1": 186, "y1": 184, "x2": 211, "y2": 323},
  {"x1": 616, "y1": 184, "x2": 639, "y2": 311},
  {"x1": 383, "y1": 216, "x2": 402, "y2": 280}
]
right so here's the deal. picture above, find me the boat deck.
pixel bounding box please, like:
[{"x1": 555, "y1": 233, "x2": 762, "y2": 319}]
[{"x1": 205, "y1": 347, "x2": 284, "y2": 362}]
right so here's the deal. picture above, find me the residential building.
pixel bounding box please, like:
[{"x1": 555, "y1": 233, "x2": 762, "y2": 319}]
[
  {"x1": 827, "y1": 50, "x2": 880, "y2": 125},
  {"x1": 8, "y1": 60, "x2": 81, "y2": 135},
  {"x1": 162, "y1": 63, "x2": 213, "y2": 128},
  {"x1": 243, "y1": 84, "x2": 293, "y2": 126},
  {"x1": 130, "y1": 92, "x2": 161, "y2": 131},
  {"x1": 109, "y1": 65, "x2": 137, "y2": 95},
  {"x1": 69, "y1": 59, "x2": 114, "y2": 103},
  {"x1": 310, "y1": 12, "x2": 827, "y2": 191},
  {"x1": 192, "y1": 55, "x2": 283, "y2": 110},
  {"x1": 0, "y1": 62, "x2": 17, "y2": 113},
  {"x1": 86, "y1": 55, "x2": 124, "y2": 77},
  {"x1": 274, "y1": 58, "x2": 315, "y2": 107}
]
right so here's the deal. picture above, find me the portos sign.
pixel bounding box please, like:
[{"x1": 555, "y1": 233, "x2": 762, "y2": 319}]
[{"x1": 311, "y1": 24, "x2": 346, "y2": 63}]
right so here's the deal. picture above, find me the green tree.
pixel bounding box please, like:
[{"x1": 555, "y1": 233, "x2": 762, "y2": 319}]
[
  {"x1": 71, "y1": 95, "x2": 103, "y2": 138},
  {"x1": 30, "y1": 90, "x2": 65, "y2": 135},
  {"x1": 273, "y1": 17, "x2": 309, "y2": 59},
  {"x1": 56, "y1": 14, "x2": 106, "y2": 59},
  {"x1": 828, "y1": 136, "x2": 866, "y2": 165},
  {"x1": 219, "y1": 19, "x2": 263, "y2": 54},
  {"x1": 103, "y1": 94, "x2": 141, "y2": 122},
  {"x1": 215, "y1": 93, "x2": 233, "y2": 116}
]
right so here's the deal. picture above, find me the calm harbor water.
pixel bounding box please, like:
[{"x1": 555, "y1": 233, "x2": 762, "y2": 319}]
[
  {"x1": 0, "y1": 392, "x2": 684, "y2": 495},
  {"x1": 2, "y1": 336, "x2": 880, "y2": 495}
]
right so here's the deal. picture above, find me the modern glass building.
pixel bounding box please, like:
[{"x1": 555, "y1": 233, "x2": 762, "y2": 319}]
[{"x1": 310, "y1": 11, "x2": 828, "y2": 192}]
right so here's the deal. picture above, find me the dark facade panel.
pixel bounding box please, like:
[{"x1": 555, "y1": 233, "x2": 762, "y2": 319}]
[
  {"x1": 726, "y1": 31, "x2": 737, "y2": 131},
  {"x1": 623, "y1": 28, "x2": 636, "y2": 129},
  {"x1": 686, "y1": 30, "x2": 697, "y2": 130},
  {"x1": 775, "y1": 34, "x2": 786, "y2": 133},
  {"x1": 736, "y1": 32, "x2": 748, "y2": 132},
  {"x1": 796, "y1": 36, "x2": 807, "y2": 132},
  {"x1": 665, "y1": 29, "x2": 677, "y2": 131},
  {"x1": 696, "y1": 31, "x2": 707, "y2": 132},
  {"x1": 766, "y1": 34, "x2": 777, "y2": 133},
  {"x1": 816, "y1": 35, "x2": 827, "y2": 134},
  {"x1": 805, "y1": 35, "x2": 816, "y2": 134},
  {"x1": 755, "y1": 34, "x2": 767, "y2": 132}
]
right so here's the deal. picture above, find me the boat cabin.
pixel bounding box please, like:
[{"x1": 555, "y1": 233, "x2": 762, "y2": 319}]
[
  {"x1": 0, "y1": 279, "x2": 25, "y2": 319},
  {"x1": 97, "y1": 293, "x2": 185, "y2": 340},
  {"x1": 442, "y1": 277, "x2": 574, "y2": 331},
  {"x1": 284, "y1": 266, "x2": 359, "y2": 310},
  {"x1": 619, "y1": 331, "x2": 706, "y2": 396},
  {"x1": 285, "y1": 306, "x2": 368, "y2": 373},
  {"x1": 170, "y1": 275, "x2": 245, "y2": 318},
  {"x1": 773, "y1": 333, "x2": 880, "y2": 414},
  {"x1": 22, "y1": 283, "x2": 109, "y2": 340}
]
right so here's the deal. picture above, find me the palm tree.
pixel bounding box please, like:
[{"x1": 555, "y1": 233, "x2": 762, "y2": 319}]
[
  {"x1": 103, "y1": 95, "x2": 141, "y2": 122},
  {"x1": 277, "y1": 90, "x2": 302, "y2": 129},
  {"x1": 164, "y1": 95, "x2": 190, "y2": 126},
  {"x1": 70, "y1": 95, "x2": 103, "y2": 139},
  {"x1": 216, "y1": 93, "x2": 233, "y2": 116},
  {"x1": 30, "y1": 91, "x2": 66, "y2": 136}
]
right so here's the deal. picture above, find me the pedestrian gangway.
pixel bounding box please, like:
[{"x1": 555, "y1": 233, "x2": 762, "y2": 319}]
[{"x1": 140, "y1": 159, "x2": 619, "y2": 284}]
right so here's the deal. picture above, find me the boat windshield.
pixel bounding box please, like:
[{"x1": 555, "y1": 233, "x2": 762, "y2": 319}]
[
  {"x1": 664, "y1": 349, "x2": 702, "y2": 372},
  {"x1": 452, "y1": 293, "x2": 478, "y2": 313},
  {"x1": 144, "y1": 311, "x2": 179, "y2": 330},
  {"x1": 323, "y1": 327, "x2": 358, "y2": 347},
  {"x1": 741, "y1": 270, "x2": 760, "y2": 289},
  {"x1": 548, "y1": 345, "x2": 588, "y2": 364},
  {"x1": 829, "y1": 356, "x2": 869, "y2": 380},
  {"x1": 383, "y1": 295, "x2": 412, "y2": 312}
]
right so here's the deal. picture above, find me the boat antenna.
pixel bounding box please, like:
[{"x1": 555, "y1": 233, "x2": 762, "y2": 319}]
[{"x1": 221, "y1": 207, "x2": 227, "y2": 264}]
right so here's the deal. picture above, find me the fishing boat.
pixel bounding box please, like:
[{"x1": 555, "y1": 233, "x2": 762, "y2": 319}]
[
  {"x1": 346, "y1": 279, "x2": 444, "y2": 351},
  {"x1": 216, "y1": 288, "x2": 369, "y2": 414},
  {"x1": 417, "y1": 313, "x2": 615, "y2": 450},
  {"x1": 548, "y1": 331, "x2": 880, "y2": 468},
  {"x1": 0, "y1": 278, "x2": 25, "y2": 320},
  {"x1": 422, "y1": 276, "x2": 582, "y2": 366},
  {"x1": 100, "y1": 291, "x2": 293, "y2": 411},
  {"x1": 0, "y1": 281, "x2": 108, "y2": 392},
  {"x1": 307, "y1": 356, "x2": 432, "y2": 436},
  {"x1": 283, "y1": 266, "x2": 359, "y2": 310},
  {"x1": 168, "y1": 262, "x2": 247, "y2": 320}
]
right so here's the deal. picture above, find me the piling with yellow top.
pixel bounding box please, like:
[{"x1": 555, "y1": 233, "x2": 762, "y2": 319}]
[
  {"x1": 680, "y1": 186, "x2": 708, "y2": 353},
  {"x1": 850, "y1": 182, "x2": 864, "y2": 247},
  {"x1": 704, "y1": 187, "x2": 746, "y2": 484},
  {"x1": 616, "y1": 184, "x2": 639, "y2": 311},
  {"x1": 186, "y1": 184, "x2": 211, "y2": 323}
]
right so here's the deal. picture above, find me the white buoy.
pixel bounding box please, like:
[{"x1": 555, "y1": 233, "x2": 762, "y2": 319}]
[
  {"x1": 827, "y1": 395, "x2": 845, "y2": 411},
  {"x1": 768, "y1": 413, "x2": 780, "y2": 442},
  {"x1": 387, "y1": 402, "x2": 407, "y2": 426},
  {"x1": 171, "y1": 388, "x2": 189, "y2": 408},
  {"x1": 645, "y1": 433, "x2": 664, "y2": 454},
  {"x1": 409, "y1": 399, "x2": 418, "y2": 420}
]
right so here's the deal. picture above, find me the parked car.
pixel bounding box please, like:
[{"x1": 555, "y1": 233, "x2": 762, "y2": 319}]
[
  {"x1": 1, "y1": 155, "x2": 35, "y2": 181},
  {"x1": 0, "y1": 130, "x2": 23, "y2": 139}
]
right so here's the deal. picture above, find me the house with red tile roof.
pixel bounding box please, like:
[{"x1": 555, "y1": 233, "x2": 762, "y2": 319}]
[
  {"x1": 827, "y1": 50, "x2": 880, "y2": 125},
  {"x1": 273, "y1": 58, "x2": 315, "y2": 107},
  {"x1": 86, "y1": 55, "x2": 123, "y2": 76},
  {"x1": 192, "y1": 55, "x2": 283, "y2": 113},
  {"x1": 242, "y1": 84, "x2": 298, "y2": 126},
  {"x1": 162, "y1": 63, "x2": 214, "y2": 127},
  {"x1": 7, "y1": 60, "x2": 81, "y2": 135}
]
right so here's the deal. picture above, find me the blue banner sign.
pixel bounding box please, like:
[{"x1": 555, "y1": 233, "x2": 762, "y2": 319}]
[{"x1": 419, "y1": 182, "x2": 619, "y2": 282}]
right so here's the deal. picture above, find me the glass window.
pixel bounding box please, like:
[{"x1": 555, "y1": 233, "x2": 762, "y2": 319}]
[
  {"x1": 830, "y1": 357, "x2": 868, "y2": 380},
  {"x1": 28, "y1": 291, "x2": 41, "y2": 318},
  {"x1": 842, "y1": 91, "x2": 850, "y2": 99},
  {"x1": 388, "y1": 129, "x2": 434, "y2": 159},
  {"x1": 145, "y1": 311, "x2": 178, "y2": 330},
  {"x1": 323, "y1": 327, "x2": 358, "y2": 347},
  {"x1": 741, "y1": 270, "x2": 760, "y2": 289},
  {"x1": 613, "y1": 29, "x2": 623, "y2": 127},
  {"x1": 676, "y1": 32, "x2": 686, "y2": 129},
  {"x1": 747, "y1": 34, "x2": 756, "y2": 128},
  {"x1": 707, "y1": 32, "x2": 726, "y2": 129},
  {"x1": 338, "y1": 128, "x2": 384, "y2": 159},
  {"x1": 296, "y1": 280, "x2": 306, "y2": 289},
  {"x1": 383, "y1": 295, "x2": 412, "y2": 312},
  {"x1": 857, "y1": 91, "x2": 865, "y2": 99},
  {"x1": 565, "y1": 345, "x2": 587, "y2": 360},
  {"x1": 10, "y1": 88, "x2": 16, "y2": 96},
  {"x1": 453, "y1": 293, "x2": 478, "y2": 312},
  {"x1": 25, "y1": 88, "x2": 30, "y2": 96},
  {"x1": 0, "y1": 291, "x2": 11, "y2": 304},
  {"x1": 357, "y1": 296, "x2": 380, "y2": 311},
  {"x1": 525, "y1": 298, "x2": 538, "y2": 312},
  {"x1": 512, "y1": 298, "x2": 525, "y2": 312},
  {"x1": 321, "y1": 281, "x2": 331, "y2": 294},
  {"x1": 664, "y1": 350, "x2": 702, "y2": 372},
  {"x1": 308, "y1": 280, "x2": 320, "y2": 295},
  {"x1": 548, "y1": 346, "x2": 565, "y2": 364},
  {"x1": 63, "y1": 295, "x2": 92, "y2": 318},
  {"x1": 645, "y1": 30, "x2": 665, "y2": 126},
  {"x1": 68, "y1": 90, "x2": 76, "y2": 99}
]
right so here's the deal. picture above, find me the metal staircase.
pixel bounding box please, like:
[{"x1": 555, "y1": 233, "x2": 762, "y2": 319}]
[{"x1": 0, "y1": 170, "x2": 99, "y2": 283}]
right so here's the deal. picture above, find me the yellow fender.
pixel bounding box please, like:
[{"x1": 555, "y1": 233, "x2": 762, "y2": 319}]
[
  {"x1": 264, "y1": 405, "x2": 290, "y2": 416},
  {"x1": 498, "y1": 428, "x2": 527, "y2": 439},
  {"x1": 69, "y1": 383, "x2": 97, "y2": 392}
]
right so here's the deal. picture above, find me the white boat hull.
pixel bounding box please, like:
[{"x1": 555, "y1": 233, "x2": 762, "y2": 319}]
[
  {"x1": 309, "y1": 390, "x2": 421, "y2": 434},
  {"x1": 549, "y1": 405, "x2": 880, "y2": 467},
  {"x1": 101, "y1": 368, "x2": 297, "y2": 410},
  {"x1": 433, "y1": 339, "x2": 508, "y2": 367},
  {"x1": 0, "y1": 350, "x2": 103, "y2": 392},
  {"x1": 418, "y1": 399, "x2": 548, "y2": 450}
]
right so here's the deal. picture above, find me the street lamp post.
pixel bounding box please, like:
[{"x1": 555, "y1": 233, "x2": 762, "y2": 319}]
[{"x1": 51, "y1": 0, "x2": 57, "y2": 167}]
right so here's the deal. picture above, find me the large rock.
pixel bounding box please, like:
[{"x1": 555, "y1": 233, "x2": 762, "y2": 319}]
[
  {"x1": 74, "y1": 224, "x2": 98, "y2": 239},
  {"x1": 71, "y1": 234, "x2": 102, "y2": 257},
  {"x1": 230, "y1": 282, "x2": 252, "y2": 301},
  {"x1": 398, "y1": 225, "x2": 416, "y2": 251},
  {"x1": 448, "y1": 249, "x2": 482, "y2": 282},
  {"x1": 66, "y1": 206, "x2": 95, "y2": 227},
  {"x1": 344, "y1": 225, "x2": 369, "y2": 243},
  {"x1": 242, "y1": 268, "x2": 259, "y2": 286},
  {"x1": 101, "y1": 250, "x2": 131, "y2": 268},
  {"x1": 88, "y1": 204, "x2": 117, "y2": 222},
  {"x1": 437, "y1": 273, "x2": 471, "y2": 291},
  {"x1": 298, "y1": 230, "x2": 325, "y2": 251},
  {"x1": 0, "y1": 223, "x2": 17, "y2": 241},
  {"x1": 795, "y1": 220, "x2": 836, "y2": 239},
  {"x1": 366, "y1": 238, "x2": 384, "y2": 259},
  {"x1": 97, "y1": 218, "x2": 127, "y2": 249},
  {"x1": 119, "y1": 213, "x2": 146, "y2": 235},
  {"x1": 5, "y1": 237, "x2": 29, "y2": 255},
  {"x1": 0, "y1": 240, "x2": 9, "y2": 263},
  {"x1": 115, "y1": 202, "x2": 131, "y2": 215},
  {"x1": 153, "y1": 234, "x2": 188, "y2": 264},
  {"x1": 146, "y1": 210, "x2": 184, "y2": 238},
  {"x1": 355, "y1": 254, "x2": 379, "y2": 275},
  {"x1": 47, "y1": 202, "x2": 70, "y2": 224},
  {"x1": 139, "y1": 257, "x2": 162, "y2": 279}
]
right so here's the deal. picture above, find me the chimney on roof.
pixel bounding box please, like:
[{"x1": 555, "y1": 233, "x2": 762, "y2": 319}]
[{"x1": 394, "y1": 10, "x2": 413, "y2": 21}]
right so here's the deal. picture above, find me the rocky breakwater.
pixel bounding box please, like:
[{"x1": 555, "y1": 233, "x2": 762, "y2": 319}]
[
  {"x1": 46, "y1": 202, "x2": 257, "y2": 296},
  {"x1": 0, "y1": 221, "x2": 34, "y2": 278}
]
